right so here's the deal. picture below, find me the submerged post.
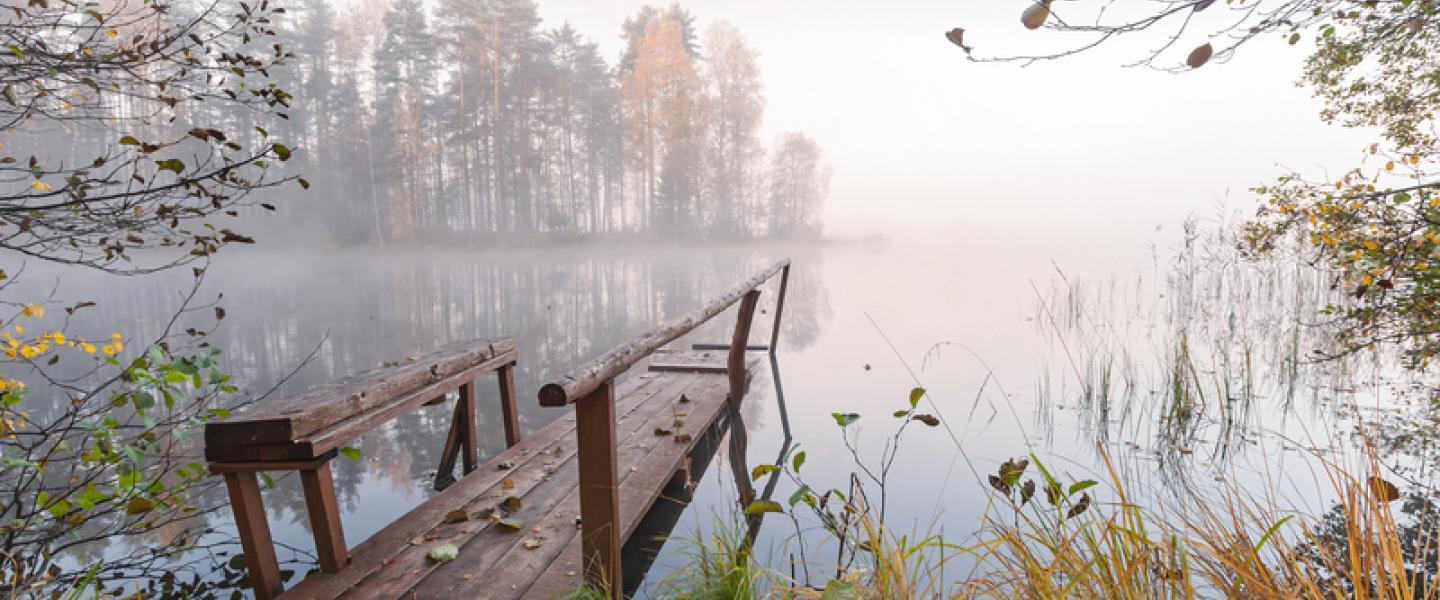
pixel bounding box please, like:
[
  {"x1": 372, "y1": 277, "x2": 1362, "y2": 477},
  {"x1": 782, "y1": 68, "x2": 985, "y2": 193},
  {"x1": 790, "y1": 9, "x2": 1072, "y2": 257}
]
[{"x1": 769, "y1": 263, "x2": 790, "y2": 355}]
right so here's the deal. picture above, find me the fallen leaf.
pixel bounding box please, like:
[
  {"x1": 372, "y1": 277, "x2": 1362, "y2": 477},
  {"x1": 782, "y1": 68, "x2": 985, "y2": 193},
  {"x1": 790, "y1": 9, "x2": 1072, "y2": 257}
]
[
  {"x1": 678, "y1": 394, "x2": 691, "y2": 404},
  {"x1": 496, "y1": 461, "x2": 515, "y2": 470},
  {"x1": 654, "y1": 427, "x2": 673, "y2": 436},
  {"x1": 443, "y1": 509, "x2": 469, "y2": 524},
  {"x1": 501, "y1": 496, "x2": 523, "y2": 513},
  {"x1": 522, "y1": 539, "x2": 542, "y2": 550},
  {"x1": 427, "y1": 544, "x2": 459, "y2": 563},
  {"x1": 501, "y1": 479, "x2": 515, "y2": 490},
  {"x1": 675, "y1": 433, "x2": 694, "y2": 444},
  {"x1": 496, "y1": 518, "x2": 523, "y2": 531}
]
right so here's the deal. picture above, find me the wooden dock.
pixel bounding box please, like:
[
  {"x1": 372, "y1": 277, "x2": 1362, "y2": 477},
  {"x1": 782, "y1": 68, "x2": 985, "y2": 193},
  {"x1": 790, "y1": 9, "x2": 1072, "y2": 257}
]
[{"x1": 204, "y1": 261, "x2": 791, "y2": 599}]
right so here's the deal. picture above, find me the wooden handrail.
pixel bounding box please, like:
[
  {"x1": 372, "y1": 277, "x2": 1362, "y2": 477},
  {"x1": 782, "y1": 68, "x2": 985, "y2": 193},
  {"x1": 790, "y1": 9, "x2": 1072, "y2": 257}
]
[{"x1": 538, "y1": 259, "x2": 791, "y2": 407}]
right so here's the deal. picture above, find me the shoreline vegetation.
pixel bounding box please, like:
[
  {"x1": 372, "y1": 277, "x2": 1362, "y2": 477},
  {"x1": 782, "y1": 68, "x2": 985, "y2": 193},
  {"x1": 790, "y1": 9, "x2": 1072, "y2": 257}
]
[{"x1": 560, "y1": 216, "x2": 1440, "y2": 599}]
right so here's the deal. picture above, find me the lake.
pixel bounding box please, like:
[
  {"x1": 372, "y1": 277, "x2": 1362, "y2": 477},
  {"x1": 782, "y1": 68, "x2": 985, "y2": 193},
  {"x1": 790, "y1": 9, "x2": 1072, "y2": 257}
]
[{"x1": 13, "y1": 224, "x2": 1420, "y2": 596}]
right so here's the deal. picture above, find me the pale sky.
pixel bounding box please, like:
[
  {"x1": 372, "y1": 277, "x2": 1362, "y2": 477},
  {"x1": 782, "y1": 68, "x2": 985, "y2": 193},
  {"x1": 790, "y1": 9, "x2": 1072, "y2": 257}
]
[{"x1": 536, "y1": 0, "x2": 1373, "y2": 247}]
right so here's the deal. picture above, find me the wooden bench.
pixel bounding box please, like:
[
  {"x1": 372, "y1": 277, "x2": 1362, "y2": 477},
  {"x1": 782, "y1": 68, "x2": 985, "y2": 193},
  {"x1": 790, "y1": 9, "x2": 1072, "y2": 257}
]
[
  {"x1": 204, "y1": 339, "x2": 521, "y2": 599},
  {"x1": 205, "y1": 260, "x2": 792, "y2": 599}
]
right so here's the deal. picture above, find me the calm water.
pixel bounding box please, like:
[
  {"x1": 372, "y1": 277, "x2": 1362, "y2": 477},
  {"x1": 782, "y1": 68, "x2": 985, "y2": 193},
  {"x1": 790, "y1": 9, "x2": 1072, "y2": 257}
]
[{"x1": 17, "y1": 227, "x2": 1424, "y2": 596}]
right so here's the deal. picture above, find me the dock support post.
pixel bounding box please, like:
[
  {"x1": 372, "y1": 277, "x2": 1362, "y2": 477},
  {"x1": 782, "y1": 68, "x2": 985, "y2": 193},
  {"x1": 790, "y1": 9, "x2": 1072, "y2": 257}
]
[
  {"x1": 575, "y1": 380, "x2": 622, "y2": 597},
  {"x1": 768, "y1": 263, "x2": 790, "y2": 355},
  {"x1": 223, "y1": 472, "x2": 284, "y2": 600},
  {"x1": 729, "y1": 290, "x2": 762, "y2": 406},
  {"x1": 498, "y1": 362, "x2": 522, "y2": 447},
  {"x1": 300, "y1": 463, "x2": 349, "y2": 572},
  {"x1": 435, "y1": 382, "x2": 479, "y2": 489}
]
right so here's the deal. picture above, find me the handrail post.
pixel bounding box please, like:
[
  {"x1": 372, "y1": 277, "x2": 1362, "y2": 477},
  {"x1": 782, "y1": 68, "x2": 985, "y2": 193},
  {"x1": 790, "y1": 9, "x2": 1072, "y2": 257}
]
[
  {"x1": 498, "y1": 362, "x2": 522, "y2": 447},
  {"x1": 576, "y1": 380, "x2": 622, "y2": 597},
  {"x1": 768, "y1": 263, "x2": 790, "y2": 355},
  {"x1": 729, "y1": 290, "x2": 762, "y2": 405}
]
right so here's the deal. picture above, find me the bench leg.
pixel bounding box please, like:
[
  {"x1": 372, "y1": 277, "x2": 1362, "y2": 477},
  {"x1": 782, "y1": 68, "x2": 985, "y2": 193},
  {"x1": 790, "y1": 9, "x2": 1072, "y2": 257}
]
[
  {"x1": 498, "y1": 362, "x2": 521, "y2": 447},
  {"x1": 223, "y1": 472, "x2": 284, "y2": 600},
  {"x1": 435, "y1": 382, "x2": 478, "y2": 490},
  {"x1": 300, "y1": 463, "x2": 349, "y2": 573},
  {"x1": 576, "y1": 380, "x2": 622, "y2": 597}
]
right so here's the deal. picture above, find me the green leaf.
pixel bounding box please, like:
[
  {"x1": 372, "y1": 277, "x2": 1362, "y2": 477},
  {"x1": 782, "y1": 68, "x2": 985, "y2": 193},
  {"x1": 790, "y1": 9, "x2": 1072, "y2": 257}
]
[
  {"x1": 823, "y1": 579, "x2": 860, "y2": 600},
  {"x1": 125, "y1": 496, "x2": 155, "y2": 515},
  {"x1": 909, "y1": 386, "x2": 925, "y2": 408},
  {"x1": 1068, "y1": 480, "x2": 1098, "y2": 496},
  {"x1": 118, "y1": 135, "x2": 140, "y2": 146},
  {"x1": 427, "y1": 544, "x2": 459, "y2": 563},
  {"x1": 831, "y1": 412, "x2": 860, "y2": 427},
  {"x1": 339, "y1": 447, "x2": 362, "y2": 461},
  {"x1": 496, "y1": 517, "x2": 523, "y2": 531},
  {"x1": 155, "y1": 158, "x2": 185, "y2": 173},
  {"x1": 750, "y1": 464, "x2": 779, "y2": 481},
  {"x1": 792, "y1": 450, "x2": 807, "y2": 472},
  {"x1": 272, "y1": 143, "x2": 291, "y2": 161},
  {"x1": 259, "y1": 472, "x2": 275, "y2": 489},
  {"x1": 788, "y1": 484, "x2": 811, "y2": 507},
  {"x1": 745, "y1": 499, "x2": 784, "y2": 515}
]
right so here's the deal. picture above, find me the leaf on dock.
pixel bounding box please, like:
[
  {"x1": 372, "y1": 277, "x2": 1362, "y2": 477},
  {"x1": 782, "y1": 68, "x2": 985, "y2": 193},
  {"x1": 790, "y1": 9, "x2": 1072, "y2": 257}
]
[
  {"x1": 443, "y1": 509, "x2": 468, "y2": 524},
  {"x1": 500, "y1": 496, "x2": 523, "y2": 513},
  {"x1": 654, "y1": 427, "x2": 673, "y2": 436},
  {"x1": 496, "y1": 518, "x2": 523, "y2": 531},
  {"x1": 427, "y1": 544, "x2": 458, "y2": 564}
]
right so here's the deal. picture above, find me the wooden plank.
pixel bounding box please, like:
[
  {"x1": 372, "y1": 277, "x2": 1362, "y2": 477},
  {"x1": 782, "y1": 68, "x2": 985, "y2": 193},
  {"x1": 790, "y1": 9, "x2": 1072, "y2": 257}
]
[
  {"x1": 205, "y1": 353, "x2": 514, "y2": 464},
  {"x1": 208, "y1": 452, "x2": 334, "y2": 474},
  {"x1": 334, "y1": 374, "x2": 699, "y2": 600},
  {"x1": 300, "y1": 464, "x2": 349, "y2": 573},
  {"x1": 224, "y1": 472, "x2": 284, "y2": 600},
  {"x1": 207, "y1": 338, "x2": 515, "y2": 447},
  {"x1": 280, "y1": 373, "x2": 682, "y2": 599},
  {"x1": 290, "y1": 352, "x2": 514, "y2": 458},
  {"x1": 498, "y1": 362, "x2": 521, "y2": 447},
  {"x1": 691, "y1": 343, "x2": 768, "y2": 351},
  {"x1": 539, "y1": 261, "x2": 789, "y2": 407}
]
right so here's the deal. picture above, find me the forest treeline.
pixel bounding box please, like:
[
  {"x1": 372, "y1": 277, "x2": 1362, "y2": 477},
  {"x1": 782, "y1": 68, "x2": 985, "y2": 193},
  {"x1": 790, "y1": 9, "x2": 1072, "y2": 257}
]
[{"x1": 263, "y1": 0, "x2": 829, "y2": 243}]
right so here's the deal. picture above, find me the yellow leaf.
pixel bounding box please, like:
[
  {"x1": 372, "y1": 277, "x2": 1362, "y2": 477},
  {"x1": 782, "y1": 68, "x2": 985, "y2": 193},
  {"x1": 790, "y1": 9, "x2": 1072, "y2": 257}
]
[
  {"x1": 105, "y1": 29, "x2": 118, "y2": 39},
  {"x1": 20, "y1": 304, "x2": 41, "y2": 318},
  {"x1": 1386, "y1": 161, "x2": 1396, "y2": 171},
  {"x1": 1362, "y1": 274, "x2": 1374, "y2": 286},
  {"x1": 30, "y1": 181, "x2": 50, "y2": 192},
  {"x1": 1363, "y1": 240, "x2": 1379, "y2": 251}
]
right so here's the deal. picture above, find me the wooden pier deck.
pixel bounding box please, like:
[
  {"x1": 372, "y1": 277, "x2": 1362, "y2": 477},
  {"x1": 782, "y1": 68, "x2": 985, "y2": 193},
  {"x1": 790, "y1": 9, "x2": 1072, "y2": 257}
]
[{"x1": 204, "y1": 261, "x2": 791, "y2": 599}]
